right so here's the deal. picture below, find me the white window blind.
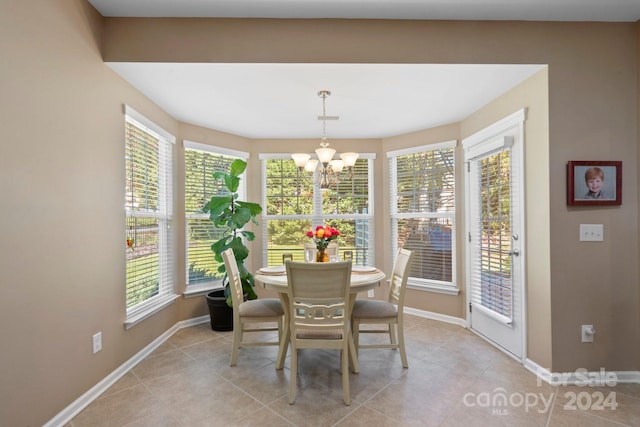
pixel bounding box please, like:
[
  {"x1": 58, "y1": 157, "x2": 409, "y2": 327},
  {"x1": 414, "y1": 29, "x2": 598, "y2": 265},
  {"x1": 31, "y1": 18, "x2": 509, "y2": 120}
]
[
  {"x1": 184, "y1": 141, "x2": 248, "y2": 286},
  {"x1": 389, "y1": 141, "x2": 456, "y2": 289},
  {"x1": 469, "y1": 148, "x2": 513, "y2": 320},
  {"x1": 260, "y1": 155, "x2": 375, "y2": 267},
  {"x1": 125, "y1": 109, "x2": 175, "y2": 315}
]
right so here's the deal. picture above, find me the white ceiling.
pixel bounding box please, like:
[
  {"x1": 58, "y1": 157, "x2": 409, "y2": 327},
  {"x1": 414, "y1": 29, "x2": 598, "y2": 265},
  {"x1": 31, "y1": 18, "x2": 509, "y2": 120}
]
[
  {"x1": 89, "y1": 0, "x2": 640, "y2": 22},
  {"x1": 108, "y1": 63, "x2": 544, "y2": 139},
  {"x1": 94, "y1": 1, "x2": 637, "y2": 139}
]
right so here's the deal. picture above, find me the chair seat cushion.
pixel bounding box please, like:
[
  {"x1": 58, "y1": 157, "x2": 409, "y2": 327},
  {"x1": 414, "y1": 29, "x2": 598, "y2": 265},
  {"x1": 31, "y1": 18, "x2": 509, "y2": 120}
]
[
  {"x1": 239, "y1": 298, "x2": 284, "y2": 317},
  {"x1": 352, "y1": 300, "x2": 397, "y2": 319}
]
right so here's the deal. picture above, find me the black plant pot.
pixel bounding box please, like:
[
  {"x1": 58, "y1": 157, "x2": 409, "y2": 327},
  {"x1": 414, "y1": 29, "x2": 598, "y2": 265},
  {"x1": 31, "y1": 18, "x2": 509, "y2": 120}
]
[{"x1": 206, "y1": 289, "x2": 233, "y2": 331}]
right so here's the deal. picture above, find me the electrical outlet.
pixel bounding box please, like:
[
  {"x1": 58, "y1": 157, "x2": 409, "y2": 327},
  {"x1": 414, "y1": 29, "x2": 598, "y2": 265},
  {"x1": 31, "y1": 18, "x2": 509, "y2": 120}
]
[
  {"x1": 580, "y1": 224, "x2": 603, "y2": 242},
  {"x1": 93, "y1": 332, "x2": 102, "y2": 354},
  {"x1": 368, "y1": 289, "x2": 374, "y2": 298},
  {"x1": 581, "y1": 325, "x2": 595, "y2": 343}
]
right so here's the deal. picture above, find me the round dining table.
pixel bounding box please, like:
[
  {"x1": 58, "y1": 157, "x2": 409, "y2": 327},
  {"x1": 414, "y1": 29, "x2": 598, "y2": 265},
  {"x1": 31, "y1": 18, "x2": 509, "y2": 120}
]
[{"x1": 255, "y1": 264, "x2": 386, "y2": 373}]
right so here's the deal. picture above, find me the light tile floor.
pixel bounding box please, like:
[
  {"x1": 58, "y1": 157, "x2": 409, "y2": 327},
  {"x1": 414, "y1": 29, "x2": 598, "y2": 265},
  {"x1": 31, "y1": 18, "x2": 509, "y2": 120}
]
[{"x1": 67, "y1": 315, "x2": 640, "y2": 426}]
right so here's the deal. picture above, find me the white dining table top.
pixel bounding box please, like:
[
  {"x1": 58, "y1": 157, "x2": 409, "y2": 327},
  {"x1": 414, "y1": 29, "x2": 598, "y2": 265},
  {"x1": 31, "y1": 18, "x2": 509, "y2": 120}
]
[{"x1": 255, "y1": 264, "x2": 386, "y2": 293}]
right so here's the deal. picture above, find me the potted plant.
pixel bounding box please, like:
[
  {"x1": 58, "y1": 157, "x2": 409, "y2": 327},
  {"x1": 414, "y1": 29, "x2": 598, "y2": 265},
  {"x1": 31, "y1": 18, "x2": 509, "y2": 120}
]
[{"x1": 203, "y1": 159, "x2": 262, "y2": 331}]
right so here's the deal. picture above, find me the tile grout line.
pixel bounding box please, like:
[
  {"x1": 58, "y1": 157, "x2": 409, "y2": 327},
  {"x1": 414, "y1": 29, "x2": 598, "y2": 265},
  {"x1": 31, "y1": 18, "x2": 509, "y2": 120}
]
[{"x1": 543, "y1": 387, "x2": 559, "y2": 427}]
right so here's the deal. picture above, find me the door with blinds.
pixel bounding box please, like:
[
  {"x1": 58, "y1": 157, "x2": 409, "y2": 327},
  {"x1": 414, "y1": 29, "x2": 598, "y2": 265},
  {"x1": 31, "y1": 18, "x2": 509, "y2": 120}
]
[{"x1": 463, "y1": 109, "x2": 526, "y2": 359}]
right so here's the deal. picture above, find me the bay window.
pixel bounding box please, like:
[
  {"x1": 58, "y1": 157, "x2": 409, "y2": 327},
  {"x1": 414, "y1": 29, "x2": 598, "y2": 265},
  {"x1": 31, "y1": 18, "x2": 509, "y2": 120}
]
[
  {"x1": 260, "y1": 154, "x2": 374, "y2": 266},
  {"x1": 184, "y1": 141, "x2": 248, "y2": 291},
  {"x1": 124, "y1": 107, "x2": 177, "y2": 325},
  {"x1": 388, "y1": 141, "x2": 457, "y2": 293}
]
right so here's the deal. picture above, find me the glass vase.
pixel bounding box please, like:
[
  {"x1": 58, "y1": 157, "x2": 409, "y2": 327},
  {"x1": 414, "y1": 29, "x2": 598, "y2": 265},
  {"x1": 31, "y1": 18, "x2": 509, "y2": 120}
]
[{"x1": 316, "y1": 247, "x2": 329, "y2": 262}]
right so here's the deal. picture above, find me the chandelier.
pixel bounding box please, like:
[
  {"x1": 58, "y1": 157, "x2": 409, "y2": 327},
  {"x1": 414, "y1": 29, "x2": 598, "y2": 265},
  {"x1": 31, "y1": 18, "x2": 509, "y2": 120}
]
[{"x1": 291, "y1": 90, "x2": 359, "y2": 190}]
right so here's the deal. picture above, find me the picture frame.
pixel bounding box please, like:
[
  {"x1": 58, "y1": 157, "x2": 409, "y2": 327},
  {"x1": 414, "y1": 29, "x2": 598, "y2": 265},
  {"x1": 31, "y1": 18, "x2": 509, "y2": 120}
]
[{"x1": 567, "y1": 161, "x2": 622, "y2": 206}]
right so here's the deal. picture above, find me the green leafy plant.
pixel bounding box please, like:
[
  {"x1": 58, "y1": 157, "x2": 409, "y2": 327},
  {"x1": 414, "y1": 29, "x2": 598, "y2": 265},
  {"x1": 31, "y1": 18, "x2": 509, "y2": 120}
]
[{"x1": 203, "y1": 159, "x2": 262, "y2": 306}]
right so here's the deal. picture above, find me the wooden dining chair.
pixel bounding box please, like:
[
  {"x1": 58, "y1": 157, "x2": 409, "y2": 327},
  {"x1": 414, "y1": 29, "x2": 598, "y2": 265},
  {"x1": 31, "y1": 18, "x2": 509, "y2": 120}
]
[
  {"x1": 351, "y1": 248, "x2": 414, "y2": 368},
  {"x1": 222, "y1": 248, "x2": 285, "y2": 367},
  {"x1": 284, "y1": 260, "x2": 353, "y2": 405},
  {"x1": 282, "y1": 253, "x2": 293, "y2": 264}
]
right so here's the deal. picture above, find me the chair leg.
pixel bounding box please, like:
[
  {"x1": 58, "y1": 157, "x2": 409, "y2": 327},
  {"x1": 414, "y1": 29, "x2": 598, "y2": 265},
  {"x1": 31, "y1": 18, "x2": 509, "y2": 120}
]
[
  {"x1": 289, "y1": 345, "x2": 298, "y2": 404},
  {"x1": 276, "y1": 295, "x2": 290, "y2": 370},
  {"x1": 389, "y1": 322, "x2": 397, "y2": 346},
  {"x1": 342, "y1": 342, "x2": 350, "y2": 405},
  {"x1": 276, "y1": 320, "x2": 289, "y2": 370},
  {"x1": 348, "y1": 329, "x2": 359, "y2": 374},
  {"x1": 397, "y1": 319, "x2": 408, "y2": 368},
  {"x1": 352, "y1": 319, "x2": 360, "y2": 355},
  {"x1": 229, "y1": 322, "x2": 242, "y2": 366}
]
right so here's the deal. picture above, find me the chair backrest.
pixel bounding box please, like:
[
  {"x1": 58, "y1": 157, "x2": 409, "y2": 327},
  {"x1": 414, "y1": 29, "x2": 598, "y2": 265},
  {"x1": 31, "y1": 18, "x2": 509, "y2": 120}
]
[
  {"x1": 282, "y1": 253, "x2": 293, "y2": 264},
  {"x1": 388, "y1": 248, "x2": 414, "y2": 307},
  {"x1": 285, "y1": 261, "x2": 352, "y2": 331},
  {"x1": 222, "y1": 248, "x2": 243, "y2": 313}
]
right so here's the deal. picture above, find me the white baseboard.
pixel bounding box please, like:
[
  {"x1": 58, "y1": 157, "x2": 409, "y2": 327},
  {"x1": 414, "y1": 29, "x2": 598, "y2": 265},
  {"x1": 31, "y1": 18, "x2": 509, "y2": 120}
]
[
  {"x1": 403, "y1": 306, "x2": 468, "y2": 327},
  {"x1": 44, "y1": 315, "x2": 210, "y2": 427}
]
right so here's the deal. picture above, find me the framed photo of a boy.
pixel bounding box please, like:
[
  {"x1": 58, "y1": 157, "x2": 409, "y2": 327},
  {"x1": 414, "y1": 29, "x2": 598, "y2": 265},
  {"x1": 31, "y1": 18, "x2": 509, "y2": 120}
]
[{"x1": 567, "y1": 161, "x2": 622, "y2": 206}]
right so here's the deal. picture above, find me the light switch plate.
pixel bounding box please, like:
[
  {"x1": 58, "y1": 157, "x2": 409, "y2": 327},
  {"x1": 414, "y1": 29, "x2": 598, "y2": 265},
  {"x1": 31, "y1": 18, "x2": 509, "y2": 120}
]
[
  {"x1": 93, "y1": 332, "x2": 102, "y2": 354},
  {"x1": 580, "y1": 224, "x2": 603, "y2": 242}
]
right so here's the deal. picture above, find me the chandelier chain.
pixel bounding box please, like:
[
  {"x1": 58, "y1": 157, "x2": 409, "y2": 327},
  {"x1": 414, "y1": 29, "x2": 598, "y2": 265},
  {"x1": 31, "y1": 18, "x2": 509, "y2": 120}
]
[{"x1": 320, "y1": 90, "x2": 329, "y2": 148}]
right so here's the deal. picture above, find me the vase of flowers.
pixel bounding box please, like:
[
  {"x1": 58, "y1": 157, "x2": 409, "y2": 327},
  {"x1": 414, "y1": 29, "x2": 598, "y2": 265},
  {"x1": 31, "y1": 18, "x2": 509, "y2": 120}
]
[
  {"x1": 316, "y1": 247, "x2": 328, "y2": 263},
  {"x1": 306, "y1": 225, "x2": 340, "y2": 262}
]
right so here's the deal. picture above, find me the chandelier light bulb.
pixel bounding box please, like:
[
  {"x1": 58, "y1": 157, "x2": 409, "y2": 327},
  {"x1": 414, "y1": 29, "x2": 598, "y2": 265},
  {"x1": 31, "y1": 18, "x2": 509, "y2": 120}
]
[
  {"x1": 330, "y1": 159, "x2": 344, "y2": 173},
  {"x1": 316, "y1": 147, "x2": 336, "y2": 164},
  {"x1": 340, "y1": 152, "x2": 359, "y2": 168},
  {"x1": 292, "y1": 153, "x2": 311, "y2": 168},
  {"x1": 304, "y1": 159, "x2": 319, "y2": 173}
]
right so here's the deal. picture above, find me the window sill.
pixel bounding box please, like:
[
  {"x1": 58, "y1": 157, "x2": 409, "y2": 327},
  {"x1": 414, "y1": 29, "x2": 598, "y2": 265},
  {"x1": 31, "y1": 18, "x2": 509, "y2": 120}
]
[
  {"x1": 125, "y1": 293, "x2": 180, "y2": 330},
  {"x1": 183, "y1": 281, "x2": 224, "y2": 298},
  {"x1": 407, "y1": 281, "x2": 460, "y2": 296}
]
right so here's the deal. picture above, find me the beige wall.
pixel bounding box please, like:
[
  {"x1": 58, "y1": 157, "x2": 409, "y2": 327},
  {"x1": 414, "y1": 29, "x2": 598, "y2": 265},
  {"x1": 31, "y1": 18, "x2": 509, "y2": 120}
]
[
  {"x1": 461, "y1": 69, "x2": 552, "y2": 368},
  {"x1": 543, "y1": 25, "x2": 638, "y2": 372},
  {"x1": 0, "y1": 2, "x2": 184, "y2": 425},
  {"x1": 1, "y1": 1, "x2": 639, "y2": 425}
]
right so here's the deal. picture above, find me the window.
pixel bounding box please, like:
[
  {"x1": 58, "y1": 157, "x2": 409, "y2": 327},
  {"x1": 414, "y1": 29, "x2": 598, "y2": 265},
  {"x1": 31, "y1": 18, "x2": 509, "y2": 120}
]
[
  {"x1": 260, "y1": 154, "x2": 374, "y2": 266},
  {"x1": 184, "y1": 141, "x2": 248, "y2": 289},
  {"x1": 388, "y1": 141, "x2": 457, "y2": 293},
  {"x1": 124, "y1": 107, "x2": 177, "y2": 326}
]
